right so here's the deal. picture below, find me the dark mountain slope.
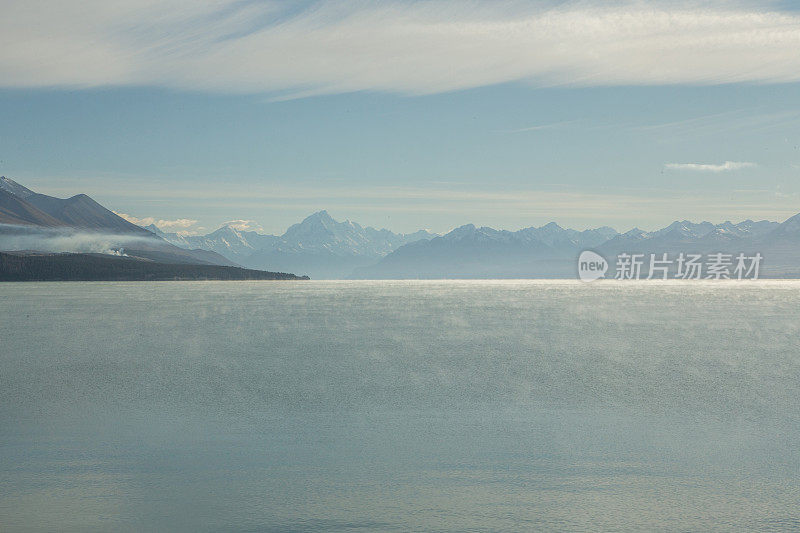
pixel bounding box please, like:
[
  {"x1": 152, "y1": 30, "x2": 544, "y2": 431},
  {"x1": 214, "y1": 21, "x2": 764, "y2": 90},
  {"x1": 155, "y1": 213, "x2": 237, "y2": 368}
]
[
  {"x1": 25, "y1": 193, "x2": 151, "y2": 234},
  {"x1": 0, "y1": 252, "x2": 308, "y2": 281},
  {"x1": 0, "y1": 189, "x2": 66, "y2": 227}
]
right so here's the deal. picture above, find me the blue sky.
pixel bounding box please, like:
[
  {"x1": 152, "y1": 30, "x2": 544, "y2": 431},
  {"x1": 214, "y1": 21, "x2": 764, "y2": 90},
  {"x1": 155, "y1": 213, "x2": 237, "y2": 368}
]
[{"x1": 1, "y1": 0, "x2": 800, "y2": 235}]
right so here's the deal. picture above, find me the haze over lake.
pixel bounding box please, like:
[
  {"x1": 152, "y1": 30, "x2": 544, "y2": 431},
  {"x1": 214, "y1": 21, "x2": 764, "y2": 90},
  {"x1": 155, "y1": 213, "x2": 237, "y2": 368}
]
[{"x1": 2, "y1": 281, "x2": 799, "y2": 532}]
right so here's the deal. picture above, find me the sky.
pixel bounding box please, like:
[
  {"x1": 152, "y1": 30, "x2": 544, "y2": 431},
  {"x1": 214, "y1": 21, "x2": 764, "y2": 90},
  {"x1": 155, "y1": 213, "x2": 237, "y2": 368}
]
[{"x1": 1, "y1": 0, "x2": 800, "y2": 235}]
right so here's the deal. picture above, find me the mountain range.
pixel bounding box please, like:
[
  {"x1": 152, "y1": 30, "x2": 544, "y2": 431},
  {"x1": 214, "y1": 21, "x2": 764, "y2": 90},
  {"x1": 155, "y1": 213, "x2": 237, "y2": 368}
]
[
  {"x1": 2, "y1": 175, "x2": 800, "y2": 278},
  {"x1": 148, "y1": 211, "x2": 438, "y2": 279},
  {"x1": 146, "y1": 207, "x2": 800, "y2": 279},
  {"x1": 352, "y1": 223, "x2": 618, "y2": 279},
  {"x1": 352, "y1": 218, "x2": 800, "y2": 278}
]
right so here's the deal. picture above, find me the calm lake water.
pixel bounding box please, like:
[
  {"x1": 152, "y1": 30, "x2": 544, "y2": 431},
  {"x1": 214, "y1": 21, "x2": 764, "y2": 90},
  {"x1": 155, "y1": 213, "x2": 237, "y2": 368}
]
[{"x1": 1, "y1": 280, "x2": 800, "y2": 532}]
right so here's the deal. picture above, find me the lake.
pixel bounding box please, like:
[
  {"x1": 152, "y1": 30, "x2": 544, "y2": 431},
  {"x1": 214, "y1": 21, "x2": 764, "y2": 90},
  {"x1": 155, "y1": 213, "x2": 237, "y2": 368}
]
[{"x1": 1, "y1": 281, "x2": 799, "y2": 531}]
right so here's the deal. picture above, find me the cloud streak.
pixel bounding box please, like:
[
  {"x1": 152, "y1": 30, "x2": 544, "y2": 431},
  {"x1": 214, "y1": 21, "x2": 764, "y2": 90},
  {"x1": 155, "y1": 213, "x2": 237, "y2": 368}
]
[
  {"x1": 665, "y1": 161, "x2": 757, "y2": 172},
  {"x1": 223, "y1": 220, "x2": 264, "y2": 232},
  {"x1": 114, "y1": 212, "x2": 198, "y2": 230},
  {"x1": 3, "y1": 1, "x2": 800, "y2": 97},
  {"x1": 500, "y1": 121, "x2": 577, "y2": 133}
]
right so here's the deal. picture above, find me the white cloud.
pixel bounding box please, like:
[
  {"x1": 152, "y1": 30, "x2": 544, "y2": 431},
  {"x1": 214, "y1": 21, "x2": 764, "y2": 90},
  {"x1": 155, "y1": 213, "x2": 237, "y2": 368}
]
[
  {"x1": 3, "y1": 1, "x2": 800, "y2": 96},
  {"x1": 223, "y1": 219, "x2": 263, "y2": 232},
  {"x1": 156, "y1": 218, "x2": 198, "y2": 230},
  {"x1": 664, "y1": 161, "x2": 757, "y2": 172},
  {"x1": 115, "y1": 212, "x2": 155, "y2": 226},
  {"x1": 114, "y1": 212, "x2": 198, "y2": 230}
]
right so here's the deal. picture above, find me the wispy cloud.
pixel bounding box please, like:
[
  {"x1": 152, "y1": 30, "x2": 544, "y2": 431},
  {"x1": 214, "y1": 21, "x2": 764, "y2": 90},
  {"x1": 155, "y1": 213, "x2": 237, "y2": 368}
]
[
  {"x1": 157, "y1": 219, "x2": 198, "y2": 230},
  {"x1": 636, "y1": 110, "x2": 800, "y2": 139},
  {"x1": 664, "y1": 161, "x2": 757, "y2": 172},
  {"x1": 3, "y1": 1, "x2": 800, "y2": 96},
  {"x1": 223, "y1": 219, "x2": 263, "y2": 232},
  {"x1": 499, "y1": 121, "x2": 577, "y2": 134},
  {"x1": 114, "y1": 212, "x2": 198, "y2": 230}
]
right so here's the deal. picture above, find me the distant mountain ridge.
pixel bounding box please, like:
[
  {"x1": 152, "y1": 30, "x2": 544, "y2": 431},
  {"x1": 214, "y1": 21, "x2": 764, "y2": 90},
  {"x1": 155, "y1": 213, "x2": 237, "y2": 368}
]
[
  {"x1": 355, "y1": 217, "x2": 800, "y2": 279},
  {"x1": 601, "y1": 219, "x2": 780, "y2": 252},
  {"x1": 150, "y1": 210, "x2": 438, "y2": 279},
  {"x1": 352, "y1": 221, "x2": 623, "y2": 279}
]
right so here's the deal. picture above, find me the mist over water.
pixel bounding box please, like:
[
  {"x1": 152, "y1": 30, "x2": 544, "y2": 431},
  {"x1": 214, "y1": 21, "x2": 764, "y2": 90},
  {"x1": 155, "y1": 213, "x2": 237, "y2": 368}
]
[
  {"x1": 1, "y1": 281, "x2": 799, "y2": 531},
  {"x1": 0, "y1": 224, "x2": 157, "y2": 255}
]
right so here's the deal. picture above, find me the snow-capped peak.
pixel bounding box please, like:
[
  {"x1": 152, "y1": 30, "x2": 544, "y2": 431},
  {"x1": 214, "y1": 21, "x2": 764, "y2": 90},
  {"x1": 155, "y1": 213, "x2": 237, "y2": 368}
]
[{"x1": 0, "y1": 176, "x2": 35, "y2": 199}]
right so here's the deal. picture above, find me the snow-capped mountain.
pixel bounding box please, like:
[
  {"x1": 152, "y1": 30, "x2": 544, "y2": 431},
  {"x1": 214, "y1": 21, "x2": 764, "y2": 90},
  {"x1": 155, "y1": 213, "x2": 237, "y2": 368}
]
[
  {"x1": 248, "y1": 211, "x2": 439, "y2": 278},
  {"x1": 276, "y1": 210, "x2": 434, "y2": 256},
  {"x1": 590, "y1": 217, "x2": 798, "y2": 277},
  {"x1": 146, "y1": 210, "x2": 438, "y2": 278},
  {"x1": 599, "y1": 219, "x2": 779, "y2": 253},
  {"x1": 148, "y1": 224, "x2": 279, "y2": 261},
  {"x1": 518, "y1": 222, "x2": 618, "y2": 248}
]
